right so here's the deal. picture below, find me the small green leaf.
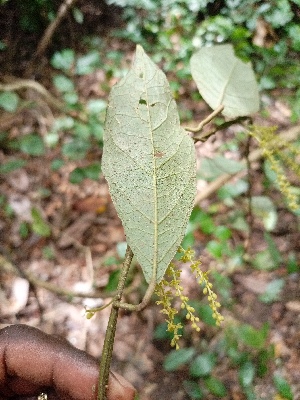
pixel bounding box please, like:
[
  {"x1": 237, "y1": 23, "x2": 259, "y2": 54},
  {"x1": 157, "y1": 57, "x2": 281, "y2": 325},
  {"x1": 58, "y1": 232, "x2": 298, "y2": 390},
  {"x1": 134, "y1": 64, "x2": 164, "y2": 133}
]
[
  {"x1": 51, "y1": 159, "x2": 64, "y2": 170},
  {"x1": 204, "y1": 376, "x2": 227, "y2": 397},
  {"x1": 74, "y1": 123, "x2": 91, "y2": 139},
  {"x1": 211, "y1": 272, "x2": 233, "y2": 304},
  {"x1": 163, "y1": 348, "x2": 195, "y2": 372},
  {"x1": 154, "y1": 322, "x2": 174, "y2": 340},
  {"x1": 257, "y1": 348, "x2": 274, "y2": 377},
  {"x1": 243, "y1": 387, "x2": 256, "y2": 400},
  {"x1": 199, "y1": 156, "x2": 245, "y2": 181},
  {"x1": 264, "y1": 232, "x2": 282, "y2": 267},
  {"x1": 206, "y1": 240, "x2": 224, "y2": 258},
  {"x1": 239, "y1": 361, "x2": 255, "y2": 388},
  {"x1": 42, "y1": 245, "x2": 55, "y2": 260},
  {"x1": 90, "y1": 120, "x2": 104, "y2": 141},
  {"x1": 183, "y1": 380, "x2": 203, "y2": 399},
  {"x1": 87, "y1": 99, "x2": 107, "y2": 114},
  {"x1": 72, "y1": 7, "x2": 84, "y2": 23},
  {"x1": 69, "y1": 163, "x2": 101, "y2": 184},
  {"x1": 259, "y1": 278, "x2": 285, "y2": 303},
  {"x1": 19, "y1": 221, "x2": 29, "y2": 239},
  {"x1": 238, "y1": 323, "x2": 269, "y2": 349},
  {"x1": 189, "y1": 353, "x2": 216, "y2": 378},
  {"x1": 193, "y1": 304, "x2": 216, "y2": 326},
  {"x1": 251, "y1": 196, "x2": 277, "y2": 231},
  {"x1": 105, "y1": 270, "x2": 121, "y2": 292},
  {"x1": 227, "y1": 347, "x2": 248, "y2": 365},
  {"x1": 103, "y1": 256, "x2": 120, "y2": 266},
  {"x1": 288, "y1": 24, "x2": 300, "y2": 51},
  {"x1": 253, "y1": 249, "x2": 276, "y2": 270},
  {"x1": 75, "y1": 51, "x2": 101, "y2": 75},
  {"x1": 264, "y1": 159, "x2": 278, "y2": 184},
  {"x1": 214, "y1": 226, "x2": 232, "y2": 241},
  {"x1": 51, "y1": 49, "x2": 75, "y2": 71},
  {"x1": 31, "y1": 207, "x2": 51, "y2": 237},
  {"x1": 53, "y1": 74, "x2": 75, "y2": 92},
  {"x1": 69, "y1": 167, "x2": 86, "y2": 184},
  {"x1": 230, "y1": 213, "x2": 249, "y2": 232},
  {"x1": 189, "y1": 208, "x2": 215, "y2": 234},
  {"x1": 287, "y1": 252, "x2": 299, "y2": 274},
  {"x1": 82, "y1": 163, "x2": 101, "y2": 180},
  {"x1": 62, "y1": 139, "x2": 90, "y2": 160},
  {"x1": 18, "y1": 134, "x2": 45, "y2": 156},
  {"x1": 181, "y1": 231, "x2": 195, "y2": 249},
  {"x1": 53, "y1": 116, "x2": 74, "y2": 131},
  {"x1": 265, "y1": 0, "x2": 293, "y2": 27},
  {"x1": 0, "y1": 91, "x2": 19, "y2": 112},
  {"x1": 63, "y1": 92, "x2": 78, "y2": 105},
  {"x1": 0, "y1": 159, "x2": 26, "y2": 173},
  {"x1": 116, "y1": 241, "x2": 127, "y2": 258},
  {"x1": 273, "y1": 374, "x2": 293, "y2": 400},
  {"x1": 218, "y1": 179, "x2": 248, "y2": 199},
  {"x1": 45, "y1": 131, "x2": 59, "y2": 147},
  {"x1": 191, "y1": 44, "x2": 259, "y2": 118},
  {"x1": 214, "y1": 156, "x2": 246, "y2": 175}
]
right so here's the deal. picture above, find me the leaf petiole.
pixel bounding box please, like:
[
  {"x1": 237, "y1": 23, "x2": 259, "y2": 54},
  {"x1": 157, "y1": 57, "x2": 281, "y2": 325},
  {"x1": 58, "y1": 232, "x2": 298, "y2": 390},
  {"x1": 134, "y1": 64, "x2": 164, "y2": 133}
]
[{"x1": 184, "y1": 104, "x2": 224, "y2": 133}]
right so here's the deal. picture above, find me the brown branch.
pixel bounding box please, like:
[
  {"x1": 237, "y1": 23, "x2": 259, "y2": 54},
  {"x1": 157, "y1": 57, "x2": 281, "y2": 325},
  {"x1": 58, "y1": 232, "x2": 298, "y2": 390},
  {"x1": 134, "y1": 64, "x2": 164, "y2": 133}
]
[
  {"x1": 193, "y1": 116, "x2": 251, "y2": 143},
  {"x1": 26, "y1": 0, "x2": 78, "y2": 77},
  {"x1": 37, "y1": 0, "x2": 78, "y2": 57},
  {"x1": 0, "y1": 254, "x2": 113, "y2": 300},
  {"x1": 0, "y1": 79, "x2": 64, "y2": 110}
]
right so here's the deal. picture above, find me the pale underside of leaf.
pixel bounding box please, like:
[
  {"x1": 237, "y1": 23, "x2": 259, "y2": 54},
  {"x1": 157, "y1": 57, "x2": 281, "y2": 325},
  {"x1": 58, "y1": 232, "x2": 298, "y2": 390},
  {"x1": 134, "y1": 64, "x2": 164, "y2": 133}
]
[
  {"x1": 190, "y1": 44, "x2": 259, "y2": 118},
  {"x1": 102, "y1": 45, "x2": 196, "y2": 283}
]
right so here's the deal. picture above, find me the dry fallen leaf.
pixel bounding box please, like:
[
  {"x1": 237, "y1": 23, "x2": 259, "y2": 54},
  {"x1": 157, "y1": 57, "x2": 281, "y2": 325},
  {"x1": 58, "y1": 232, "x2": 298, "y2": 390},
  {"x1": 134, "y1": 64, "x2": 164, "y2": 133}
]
[
  {"x1": 72, "y1": 196, "x2": 108, "y2": 214},
  {"x1": 285, "y1": 301, "x2": 300, "y2": 313}
]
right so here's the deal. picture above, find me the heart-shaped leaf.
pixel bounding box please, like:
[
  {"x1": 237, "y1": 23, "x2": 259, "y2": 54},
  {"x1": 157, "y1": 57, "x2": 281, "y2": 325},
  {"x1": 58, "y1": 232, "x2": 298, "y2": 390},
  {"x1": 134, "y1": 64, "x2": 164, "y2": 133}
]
[
  {"x1": 190, "y1": 44, "x2": 259, "y2": 118},
  {"x1": 102, "y1": 45, "x2": 196, "y2": 283}
]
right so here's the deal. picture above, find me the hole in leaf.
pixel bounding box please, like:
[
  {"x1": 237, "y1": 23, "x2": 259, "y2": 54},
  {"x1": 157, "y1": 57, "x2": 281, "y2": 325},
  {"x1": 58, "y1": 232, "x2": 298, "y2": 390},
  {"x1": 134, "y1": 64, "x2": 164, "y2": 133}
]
[{"x1": 139, "y1": 98, "x2": 147, "y2": 105}]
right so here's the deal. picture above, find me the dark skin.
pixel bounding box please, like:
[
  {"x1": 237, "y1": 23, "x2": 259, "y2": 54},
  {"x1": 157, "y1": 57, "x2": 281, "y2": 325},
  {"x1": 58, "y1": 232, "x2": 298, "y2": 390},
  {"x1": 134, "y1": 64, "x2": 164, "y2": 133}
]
[{"x1": 0, "y1": 325, "x2": 135, "y2": 400}]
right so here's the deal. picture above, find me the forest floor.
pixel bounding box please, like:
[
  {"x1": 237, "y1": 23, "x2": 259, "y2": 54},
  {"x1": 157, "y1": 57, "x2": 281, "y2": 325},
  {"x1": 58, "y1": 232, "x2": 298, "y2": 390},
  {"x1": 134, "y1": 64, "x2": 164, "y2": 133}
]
[{"x1": 0, "y1": 4, "x2": 299, "y2": 400}]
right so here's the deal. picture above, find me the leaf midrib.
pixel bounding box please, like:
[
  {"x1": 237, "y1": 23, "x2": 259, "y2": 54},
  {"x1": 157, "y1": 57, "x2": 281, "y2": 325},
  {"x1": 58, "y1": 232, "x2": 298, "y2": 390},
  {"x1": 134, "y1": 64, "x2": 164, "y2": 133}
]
[
  {"x1": 217, "y1": 58, "x2": 238, "y2": 106},
  {"x1": 142, "y1": 67, "x2": 159, "y2": 282}
]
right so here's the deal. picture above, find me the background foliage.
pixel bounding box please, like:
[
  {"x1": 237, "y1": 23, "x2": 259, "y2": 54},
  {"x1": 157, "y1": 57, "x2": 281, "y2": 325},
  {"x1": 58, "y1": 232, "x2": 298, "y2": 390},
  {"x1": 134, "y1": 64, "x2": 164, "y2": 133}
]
[{"x1": 0, "y1": 1, "x2": 299, "y2": 399}]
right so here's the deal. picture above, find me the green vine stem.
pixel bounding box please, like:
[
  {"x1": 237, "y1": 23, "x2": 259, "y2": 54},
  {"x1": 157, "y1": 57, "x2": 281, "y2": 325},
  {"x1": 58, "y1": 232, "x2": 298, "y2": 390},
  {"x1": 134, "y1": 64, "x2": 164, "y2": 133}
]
[{"x1": 97, "y1": 245, "x2": 134, "y2": 400}]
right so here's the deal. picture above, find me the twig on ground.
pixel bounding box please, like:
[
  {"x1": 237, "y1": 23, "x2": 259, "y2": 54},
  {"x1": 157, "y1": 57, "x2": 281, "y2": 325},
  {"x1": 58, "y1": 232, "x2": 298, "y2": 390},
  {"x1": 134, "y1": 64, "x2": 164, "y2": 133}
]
[
  {"x1": 0, "y1": 254, "x2": 113, "y2": 300},
  {"x1": 0, "y1": 79, "x2": 64, "y2": 109},
  {"x1": 195, "y1": 125, "x2": 300, "y2": 204}
]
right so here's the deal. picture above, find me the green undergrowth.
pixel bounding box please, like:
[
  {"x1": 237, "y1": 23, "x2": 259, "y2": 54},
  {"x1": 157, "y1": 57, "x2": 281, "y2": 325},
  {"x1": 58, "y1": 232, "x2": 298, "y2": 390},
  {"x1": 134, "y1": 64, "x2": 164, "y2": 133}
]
[
  {"x1": 107, "y1": 0, "x2": 300, "y2": 120},
  {"x1": 0, "y1": 3, "x2": 299, "y2": 399}
]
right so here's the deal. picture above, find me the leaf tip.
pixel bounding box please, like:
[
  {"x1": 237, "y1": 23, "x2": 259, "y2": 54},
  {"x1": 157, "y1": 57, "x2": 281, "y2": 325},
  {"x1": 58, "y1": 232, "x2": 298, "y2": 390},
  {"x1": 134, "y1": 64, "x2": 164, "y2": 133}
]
[{"x1": 136, "y1": 44, "x2": 144, "y2": 55}]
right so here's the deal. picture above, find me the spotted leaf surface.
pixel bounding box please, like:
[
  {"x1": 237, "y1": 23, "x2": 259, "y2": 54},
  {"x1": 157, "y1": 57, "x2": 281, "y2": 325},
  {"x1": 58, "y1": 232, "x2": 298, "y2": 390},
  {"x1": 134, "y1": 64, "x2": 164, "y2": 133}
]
[{"x1": 102, "y1": 45, "x2": 196, "y2": 283}]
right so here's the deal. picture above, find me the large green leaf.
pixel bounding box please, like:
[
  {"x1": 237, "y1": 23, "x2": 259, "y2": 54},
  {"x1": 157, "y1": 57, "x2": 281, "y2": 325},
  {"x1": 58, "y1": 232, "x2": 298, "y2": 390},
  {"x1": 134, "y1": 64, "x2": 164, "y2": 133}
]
[
  {"x1": 102, "y1": 45, "x2": 196, "y2": 283},
  {"x1": 190, "y1": 44, "x2": 259, "y2": 118}
]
